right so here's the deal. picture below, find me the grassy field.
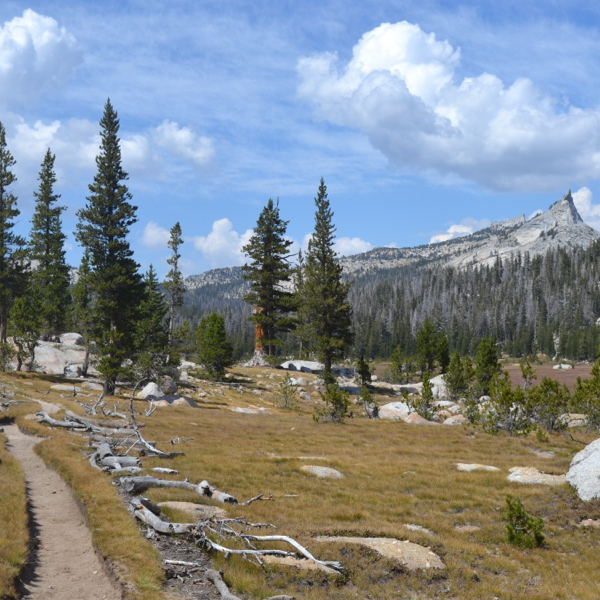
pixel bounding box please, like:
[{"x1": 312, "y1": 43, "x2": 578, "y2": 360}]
[{"x1": 3, "y1": 367, "x2": 600, "y2": 599}]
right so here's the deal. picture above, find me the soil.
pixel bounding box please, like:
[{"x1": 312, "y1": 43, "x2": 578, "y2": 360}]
[
  {"x1": 4, "y1": 423, "x2": 120, "y2": 600},
  {"x1": 4, "y1": 399, "x2": 224, "y2": 600},
  {"x1": 503, "y1": 363, "x2": 593, "y2": 390}
]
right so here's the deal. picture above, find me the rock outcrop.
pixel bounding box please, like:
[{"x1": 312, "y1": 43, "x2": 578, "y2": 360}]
[{"x1": 566, "y1": 438, "x2": 600, "y2": 501}]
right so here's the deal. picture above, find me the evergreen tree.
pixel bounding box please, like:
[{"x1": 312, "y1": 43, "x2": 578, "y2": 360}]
[
  {"x1": 0, "y1": 122, "x2": 27, "y2": 346},
  {"x1": 75, "y1": 100, "x2": 143, "y2": 392},
  {"x1": 356, "y1": 353, "x2": 372, "y2": 387},
  {"x1": 134, "y1": 266, "x2": 170, "y2": 381},
  {"x1": 29, "y1": 149, "x2": 70, "y2": 339},
  {"x1": 416, "y1": 318, "x2": 437, "y2": 375},
  {"x1": 437, "y1": 330, "x2": 450, "y2": 372},
  {"x1": 445, "y1": 351, "x2": 471, "y2": 400},
  {"x1": 297, "y1": 179, "x2": 353, "y2": 383},
  {"x1": 242, "y1": 199, "x2": 294, "y2": 358},
  {"x1": 71, "y1": 251, "x2": 94, "y2": 376},
  {"x1": 475, "y1": 337, "x2": 501, "y2": 395},
  {"x1": 9, "y1": 290, "x2": 42, "y2": 372},
  {"x1": 164, "y1": 222, "x2": 185, "y2": 345},
  {"x1": 196, "y1": 312, "x2": 233, "y2": 379}
]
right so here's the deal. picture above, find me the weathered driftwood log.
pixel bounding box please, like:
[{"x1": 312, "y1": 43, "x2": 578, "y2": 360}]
[
  {"x1": 37, "y1": 411, "x2": 88, "y2": 430},
  {"x1": 89, "y1": 442, "x2": 142, "y2": 472},
  {"x1": 206, "y1": 569, "x2": 243, "y2": 600},
  {"x1": 130, "y1": 497, "x2": 196, "y2": 534},
  {"x1": 119, "y1": 475, "x2": 238, "y2": 504}
]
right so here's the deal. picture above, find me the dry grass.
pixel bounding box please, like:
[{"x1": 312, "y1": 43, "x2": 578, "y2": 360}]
[
  {"x1": 3, "y1": 367, "x2": 600, "y2": 599},
  {"x1": 0, "y1": 425, "x2": 28, "y2": 599},
  {"x1": 0, "y1": 373, "x2": 165, "y2": 600}
]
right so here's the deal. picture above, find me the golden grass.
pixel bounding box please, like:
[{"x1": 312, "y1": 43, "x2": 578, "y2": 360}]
[
  {"x1": 3, "y1": 366, "x2": 600, "y2": 599},
  {"x1": 0, "y1": 426, "x2": 28, "y2": 599}
]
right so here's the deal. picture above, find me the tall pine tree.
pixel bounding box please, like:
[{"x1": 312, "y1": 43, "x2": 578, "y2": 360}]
[
  {"x1": 75, "y1": 100, "x2": 143, "y2": 392},
  {"x1": 0, "y1": 122, "x2": 27, "y2": 346},
  {"x1": 164, "y1": 221, "x2": 185, "y2": 345},
  {"x1": 242, "y1": 198, "x2": 294, "y2": 360},
  {"x1": 134, "y1": 265, "x2": 170, "y2": 381},
  {"x1": 297, "y1": 178, "x2": 352, "y2": 383},
  {"x1": 29, "y1": 149, "x2": 70, "y2": 339}
]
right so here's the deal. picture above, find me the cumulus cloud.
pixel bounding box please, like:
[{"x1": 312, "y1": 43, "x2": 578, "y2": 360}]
[
  {"x1": 335, "y1": 236, "x2": 373, "y2": 256},
  {"x1": 153, "y1": 120, "x2": 216, "y2": 171},
  {"x1": 193, "y1": 218, "x2": 252, "y2": 268},
  {"x1": 0, "y1": 9, "x2": 81, "y2": 108},
  {"x1": 573, "y1": 187, "x2": 600, "y2": 231},
  {"x1": 430, "y1": 217, "x2": 490, "y2": 244},
  {"x1": 141, "y1": 222, "x2": 171, "y2": 248},
  {"x1": 298, "y1": 21, "x2": 600, "y2": 192}
]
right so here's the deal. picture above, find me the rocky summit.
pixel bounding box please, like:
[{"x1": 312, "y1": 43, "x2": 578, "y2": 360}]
[
  {"x1": 183, "y1": 190, "x2": 599, "y2": 292},
  {"x1": 338, "y1": 190, "x2": 599, "y2": 277}
]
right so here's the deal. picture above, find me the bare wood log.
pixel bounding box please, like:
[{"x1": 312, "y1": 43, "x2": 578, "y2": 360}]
[
  {"x1": 130, "y1": 497, "x2": 195, "y2": 534},
  {"x1": 164, "y1": 559, "x2": 201, "y2": 567},
  {"x1": 37, "y1": 411, "x2": 88, "y2": 430},
  {"x1": 119, "y1": 475, "x2": 238, "y2": 504},
  {"x1": 241, "y1": 535, "x2": 344, "y2": 573},
  {"x1": 152, "y1": 467, "x2": 179, "y2": 474},
  {"x1": 206, "y1": 569, "x2": 243, "y2": 600},
  {"x1": 100, "y1": 456, "x2": 140, "y2": 469}
]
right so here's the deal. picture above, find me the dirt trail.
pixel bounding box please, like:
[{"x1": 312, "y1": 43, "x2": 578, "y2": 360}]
[{"x1": 4, "y1": 423, "x2": 121, "y2": 600}]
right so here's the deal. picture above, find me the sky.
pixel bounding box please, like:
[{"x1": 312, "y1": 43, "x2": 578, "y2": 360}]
[{"x1": 2, "y1": 0, "x2": 600, "y2": 276}]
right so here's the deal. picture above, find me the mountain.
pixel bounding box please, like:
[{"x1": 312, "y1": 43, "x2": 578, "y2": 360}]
[
  {"x1": 183, "y1": 190, "x2": 599, "y2": 292},
  {"x1": 338, "y1": 190, "x2": 599, "y2": 277}
]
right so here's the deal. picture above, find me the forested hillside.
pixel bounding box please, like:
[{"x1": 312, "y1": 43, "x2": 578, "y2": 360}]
[{"x1": 184, "y1": 240, "x2": 600, "y2": 362}]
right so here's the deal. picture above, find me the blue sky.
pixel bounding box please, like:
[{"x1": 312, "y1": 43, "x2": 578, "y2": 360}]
[{"x1": 2, "y1": 0, "x2": 600, "y2": 276}]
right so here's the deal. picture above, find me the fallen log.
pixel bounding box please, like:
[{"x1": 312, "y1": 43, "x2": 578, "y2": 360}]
[
  {"x1": 37, "y1": 411, "x2": 88, "y2": 430},
  {"x1": 130, "y1": 497, "x2": 195, "y2": 534},
  {"x1": 118, "y1": 475, "x2": 238, "y2": 504}
]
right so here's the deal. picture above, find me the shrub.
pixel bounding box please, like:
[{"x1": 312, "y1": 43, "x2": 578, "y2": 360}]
[
  {"x1": 276, "y1": 374, "x2": 298, "y2": 409},
  {"x1": 315, "y1": 383, "x2": 351, "y2": 422},
  {"x1": 503, "y1": 495, "x2": 545, "y2": 549}
]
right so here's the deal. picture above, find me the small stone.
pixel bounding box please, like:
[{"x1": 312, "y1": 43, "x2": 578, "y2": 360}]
[
  {"x1": 508, "y1": 466, "x2": 566, "y2": 486},
  {"x1": 456, "y1": 463, "x2": 501, "y2": 472},
  {"x1": 300, "y1": 465, "x2": 344, "y2": 479}
]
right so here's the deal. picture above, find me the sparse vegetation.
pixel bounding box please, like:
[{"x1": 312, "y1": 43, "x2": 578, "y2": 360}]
[
  {"x1": 2, "y1": 368, "x2": 600, "y2": 600},
  {"x1": 503, "y1": 494, "x2": 545, "y2": 549}
]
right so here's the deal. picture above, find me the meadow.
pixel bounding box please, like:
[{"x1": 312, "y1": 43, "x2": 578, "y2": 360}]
[{"x1": 2, "y1": 367, "x2": 600, "y2": 600}]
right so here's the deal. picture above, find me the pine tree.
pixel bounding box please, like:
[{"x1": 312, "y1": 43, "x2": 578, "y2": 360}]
[
  {"x1": 297, "y1": 178, "x2": 352, "y2": 383},
  {"x1": 475, "y1": 337, "x2": 501, "y2": 395},
  {"x1": 9, "y1": 290, "x2": 42, "y2": 372},
  {"x1": 71, "y1": 251, "x2": 94, "y2": 376},
  {"x1": 0, "y1": 122, "x2": 27, "y2": 346},
  {"x1": 134, "y1": 265, "x2": 170, "y2": 381},
  {"x1": 29, "y1": 149, "x2": 70, "y2": 339},
  {"x1": 242, "y1": 198, "x2": 294, "y2": 359},
  {"x1": 75, "y1": 100, "x2": 143, "y2": 392},
  {"x1": 164, "y1": 222, "x2": 185, "y2": 345},
  {"x1": 416, "y1": 318, "x2": 437, "y2": 375},
  {"x1": 196, "y1": 312, "x2": 233, "y2": 379}
]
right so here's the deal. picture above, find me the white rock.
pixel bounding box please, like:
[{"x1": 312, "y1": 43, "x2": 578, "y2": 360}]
[
  {"x1": 137, "y1": 382, "x2": 163, "y2": 399},
  {"x1": 280, "y1": 360, "x2": 323, "y2": 373},
  {"x1": 443, "y1": 415, "x2": 468, "y2": 425},
  {"x1": 378, "y1": 401, "x2": 411, "y2": 420},
  {"x1": 59, "y1": 333, "x2": 84, "y2": 346},
  {"x1": 301, "y1": 465, "x2": 344, "y2": 479},
  {"x1": 553, "y1": 363, "x2": 573, "y2": 370},
  {"x1": 508, "y1": 466, "x2": 566, "y2": 486},
  {"x1": 567, "y1": 437, "x2": 600, "y2": 501},
  {"x1": 456, "y1": 463, "x2": 500, "y2": 472}
]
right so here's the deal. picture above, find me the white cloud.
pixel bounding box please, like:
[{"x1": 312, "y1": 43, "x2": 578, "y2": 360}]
[
  {"x1": 153, "y1": 120, "x2": 216, "y2": 171},
  {"x1": 193, "y1": 218, "x2": 252, "y2": 268},
  {"x1": 430, "y1": 217, "x2": 490, "y2": 244},
  {"x1": 335, "y1": 236, "x2": 373, "y2": 256},
  {"x1": 298, "y1": 21, "x2": 600, "y2": 192},
  {"x1": 0, "y1": 9, "x2": 81, "y2": 108},
  {"x1": 141, "y1": 222, "x2": 170, "y2": 248},
  {"x1": 573, "y1": 187, "x2": 600, "y2": 231}
]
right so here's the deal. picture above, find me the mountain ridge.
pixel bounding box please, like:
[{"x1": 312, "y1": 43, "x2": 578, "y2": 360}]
[{"x1": 184, "y1": 190, "x2": 599, "y2": 289}]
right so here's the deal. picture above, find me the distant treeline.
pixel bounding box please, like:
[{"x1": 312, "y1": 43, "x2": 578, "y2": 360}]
[{"x1": 181, "y1": 239, "x2": 600, "y2": 362}]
